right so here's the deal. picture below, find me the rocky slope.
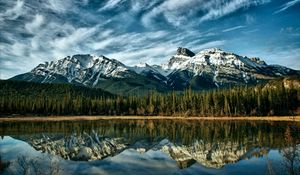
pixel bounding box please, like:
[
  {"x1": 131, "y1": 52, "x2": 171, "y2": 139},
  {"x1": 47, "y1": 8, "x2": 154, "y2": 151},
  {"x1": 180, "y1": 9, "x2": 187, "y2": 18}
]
[{"x1": 10, "y1": 48, "x2": 300, "y2": 93}]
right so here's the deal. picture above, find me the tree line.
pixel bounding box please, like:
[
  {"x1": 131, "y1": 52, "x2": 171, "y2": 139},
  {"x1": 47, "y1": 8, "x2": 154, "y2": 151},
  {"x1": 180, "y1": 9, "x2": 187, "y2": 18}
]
[{"x1": 0, "y1": 79, "x2": 299, "y2": 116}]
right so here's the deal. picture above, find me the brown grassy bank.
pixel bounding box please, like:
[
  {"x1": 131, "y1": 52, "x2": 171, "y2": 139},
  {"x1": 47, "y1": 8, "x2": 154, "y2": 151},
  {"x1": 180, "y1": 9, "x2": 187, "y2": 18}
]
[{"x1": 0, "y1": 116, "x2": 300, "y2": 122}]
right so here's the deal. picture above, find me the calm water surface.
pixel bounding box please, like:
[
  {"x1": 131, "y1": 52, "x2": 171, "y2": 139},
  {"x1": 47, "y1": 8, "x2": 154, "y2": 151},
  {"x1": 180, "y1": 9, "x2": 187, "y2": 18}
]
[{"x1": 0, "y1": 119, "x2": 300, "y2": 175}]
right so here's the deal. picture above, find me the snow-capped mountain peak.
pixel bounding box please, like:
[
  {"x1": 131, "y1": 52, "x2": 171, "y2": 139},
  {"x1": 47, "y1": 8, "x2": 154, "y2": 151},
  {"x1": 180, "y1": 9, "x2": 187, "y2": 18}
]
[
  {"x1": 159, "y1": 47, "x2": 298, "y2": 89},
  {"x1": 164, "y1": 47, "x2": 270, "y2": 72},
  {"x1": 11, "y1": 47, "x2": 299, "y2": 93},
  {"x1": 30, "y1": 54, "x2": 133, "y2": 85}
]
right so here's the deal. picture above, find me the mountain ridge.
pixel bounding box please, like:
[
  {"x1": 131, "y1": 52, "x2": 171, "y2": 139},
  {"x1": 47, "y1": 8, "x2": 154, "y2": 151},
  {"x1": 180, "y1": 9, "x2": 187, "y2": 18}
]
[{"x1": 10, "y1": 47, "x2": 300, "y2": 94}]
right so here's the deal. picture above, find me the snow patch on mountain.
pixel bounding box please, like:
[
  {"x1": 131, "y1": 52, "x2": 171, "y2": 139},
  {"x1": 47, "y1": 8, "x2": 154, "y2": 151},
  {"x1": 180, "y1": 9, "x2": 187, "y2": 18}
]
[{"x1": 130, "y1": 62, "x2": 154, "y2": 74}]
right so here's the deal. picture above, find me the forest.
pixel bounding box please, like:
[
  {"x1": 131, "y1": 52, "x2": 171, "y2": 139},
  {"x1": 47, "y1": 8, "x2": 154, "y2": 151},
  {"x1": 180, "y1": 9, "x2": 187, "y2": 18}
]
[{"x1": 0, "y1": 78, "x2": 299, "y2": 117}]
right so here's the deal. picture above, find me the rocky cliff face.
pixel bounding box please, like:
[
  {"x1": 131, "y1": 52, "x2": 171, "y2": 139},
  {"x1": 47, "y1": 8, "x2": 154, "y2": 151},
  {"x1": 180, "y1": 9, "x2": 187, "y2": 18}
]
[{"x1": 176, "y1": 47, "x2": 195, "y2": 57}]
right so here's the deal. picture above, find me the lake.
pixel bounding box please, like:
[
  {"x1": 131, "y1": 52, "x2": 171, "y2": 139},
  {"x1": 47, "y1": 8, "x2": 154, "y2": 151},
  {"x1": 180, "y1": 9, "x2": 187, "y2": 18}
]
[{"x1": 0, "y1": 119, "x2": 300, "y2": 175}]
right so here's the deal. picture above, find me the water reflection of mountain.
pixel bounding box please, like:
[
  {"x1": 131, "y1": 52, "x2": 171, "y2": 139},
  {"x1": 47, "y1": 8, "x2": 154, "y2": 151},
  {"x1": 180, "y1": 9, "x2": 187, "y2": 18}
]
[
  {"x1": 27, "y1": 133, "x2": 128, "y2": 161},
  {"x1": 14, "y1": 133, "x2": 276, "y2": 169},
  {"x1": 2, "y1": 120, "x2": 300, "y2": 169}
]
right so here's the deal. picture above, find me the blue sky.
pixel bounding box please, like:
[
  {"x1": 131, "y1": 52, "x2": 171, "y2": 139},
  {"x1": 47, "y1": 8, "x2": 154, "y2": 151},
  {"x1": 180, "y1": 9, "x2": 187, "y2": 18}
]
[{"x1": 0, "y1": 0, "x2": 300, "y2": 79}]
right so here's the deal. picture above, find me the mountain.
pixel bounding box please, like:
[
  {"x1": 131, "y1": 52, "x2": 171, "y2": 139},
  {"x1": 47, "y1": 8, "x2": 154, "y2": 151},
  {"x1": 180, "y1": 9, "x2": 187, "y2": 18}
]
[
  {"x1": 11, "y1": 54, "x2": 169, "y2": 95},
  {"x1": 159, "y1": 47, "x2": 299, "y2": 90},
  {"x1": 10, "y1": 48, "x2": 300, "y2": 94}
]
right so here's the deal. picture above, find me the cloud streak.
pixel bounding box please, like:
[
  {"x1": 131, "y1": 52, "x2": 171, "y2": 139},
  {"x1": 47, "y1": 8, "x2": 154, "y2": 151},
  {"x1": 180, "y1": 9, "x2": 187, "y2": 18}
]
[
  {"x1": 274, "y1": 0, "x2": 300, "y2": 14},
  {"x1": 199, "y1": 0, "x2": 270, "y2": 22},
  {"x1": 222, "y1": 25, "x2": 246, "y2": 32},
  {"x1": 99, "y1": 0, "x2": 124, "y2": 11}
]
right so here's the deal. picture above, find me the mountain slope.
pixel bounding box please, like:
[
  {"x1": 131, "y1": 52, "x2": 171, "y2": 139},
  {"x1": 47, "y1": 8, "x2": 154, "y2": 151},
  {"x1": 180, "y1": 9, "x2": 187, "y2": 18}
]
[
  {"x1": 11, "y1": 54, "x2": 169, "y2": 95},
  {"x1": 10, "y1": 48, "x2": 300, "y2": 93}
]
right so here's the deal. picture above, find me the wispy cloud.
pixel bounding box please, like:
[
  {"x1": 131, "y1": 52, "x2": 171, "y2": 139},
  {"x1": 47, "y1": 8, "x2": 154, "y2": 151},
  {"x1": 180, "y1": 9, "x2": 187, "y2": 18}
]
[
  {"x1": 199, "y1": 0, "x2": 270, "y2": 22},
  {"x1": 90, "y1": 30, "x2": 170, "y2": 51},
  {"x1": 242, "y1": 29, "x2": 259, "y2": 34},
  {"x1": 222, "y1": 25, "x2": 246, "y2": 32},
  {"x1": 106, "y1": 45, "x2": 177, "y2": 65},
  {"x1": 274, "y1": 0, "x2": 300, "y2": 14},
  {"x1": 52, "y1": 27, "x2": 98, "y2": 50},
  {"x1": 0, "y1": 0, "x2": 24, "y2": 21},
  {"x1": 25, "y1": 14, "x2": 44, "y2": 33},
  {"x1": 245, "y1": 14, "x2": 255, "y2": 24},
  {"x1": 280, "y1": 27, "x2": 300, "y2": 36},
  {"x1": 263, "y1": 47, "x2": 300, "y2": 70},
  {"x1": 45, "y1": 0, "x2": 73, "y2": 13},
  {"x1": 141, "y1": 0, "x2": 269, "y2": 28},
  {"x1": 98, "y1": 0, "x2": 124, "y2": 11},
  {"x1": 192, "y1": 40, "x2": 227, "y2": 52},
  {"x1": 141, "y1": 0, "x2": 197, "y2": 27}
]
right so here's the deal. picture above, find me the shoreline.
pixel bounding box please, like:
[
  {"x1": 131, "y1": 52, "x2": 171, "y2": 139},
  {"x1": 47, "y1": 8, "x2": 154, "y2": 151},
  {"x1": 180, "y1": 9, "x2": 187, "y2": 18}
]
[{"x1": 0, "y1": 116, "x2": 300, "y2": 122}]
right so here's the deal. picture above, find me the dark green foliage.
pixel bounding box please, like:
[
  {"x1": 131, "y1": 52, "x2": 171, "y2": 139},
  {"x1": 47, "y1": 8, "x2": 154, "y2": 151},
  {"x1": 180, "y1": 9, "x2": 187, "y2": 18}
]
[
  {"x1": 0, "y1": 79, "x2": 299, "y2": 116},
  {"x1": 0, "y1": 80, "x2": 114, "y2": 115}
]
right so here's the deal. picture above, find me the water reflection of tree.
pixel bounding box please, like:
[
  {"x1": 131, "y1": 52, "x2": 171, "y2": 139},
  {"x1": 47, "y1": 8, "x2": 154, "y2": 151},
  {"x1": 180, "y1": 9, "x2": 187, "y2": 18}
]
[
  {"x1": 0, "y1": 154, "x2": 10, "y2": 173},
  {"x1": 280, "y1": 124, "x2": 300, "y2": 175},
  {"x1": 1, "y1": 120, "x2": 291, "y2": 148}
]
